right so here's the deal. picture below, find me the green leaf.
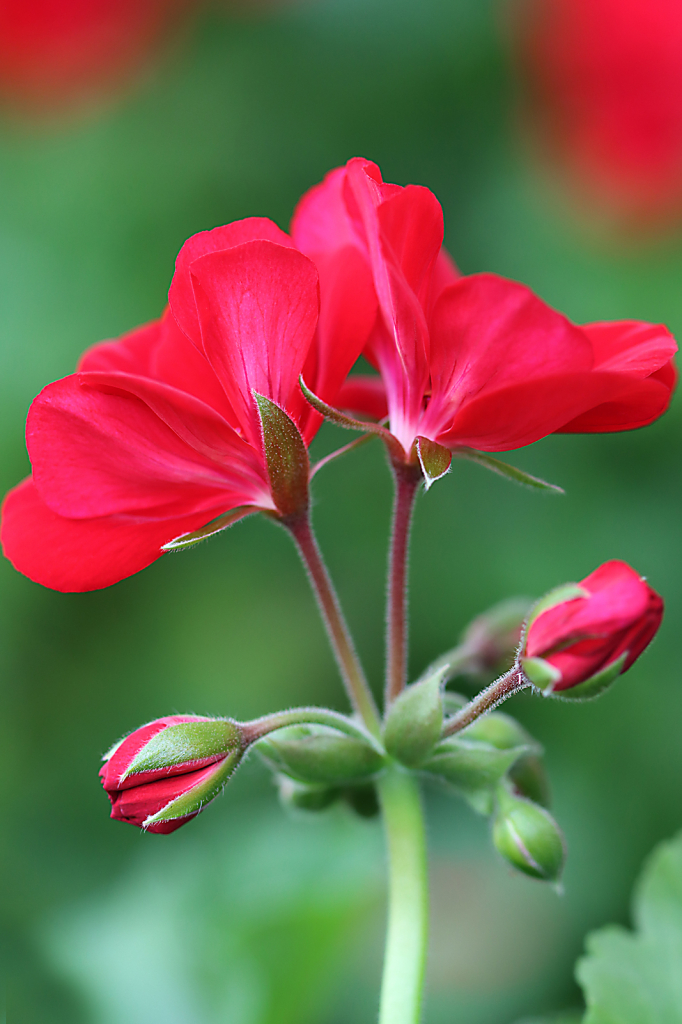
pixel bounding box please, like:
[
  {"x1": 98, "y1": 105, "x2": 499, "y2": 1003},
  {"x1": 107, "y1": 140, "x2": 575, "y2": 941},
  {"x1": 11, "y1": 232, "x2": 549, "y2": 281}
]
[
  {"x1": 577, "y1": 831, "x2": 682, "y2": 1024},
  {"x1": 161, "y1": 506, "x2": 255, "y2": 551},
  {"x1": 254, "y1": 392, "x2": 309, "y2": 517},
  {"x1": 414, "y1": 435, "x2": 451, "y2": 490},
  {"x1": 453, "y1": 448, "x2": 565, "y2": 493},
  {"x1": 383, "y1": 666, "x2": 447, "y2": 768}
]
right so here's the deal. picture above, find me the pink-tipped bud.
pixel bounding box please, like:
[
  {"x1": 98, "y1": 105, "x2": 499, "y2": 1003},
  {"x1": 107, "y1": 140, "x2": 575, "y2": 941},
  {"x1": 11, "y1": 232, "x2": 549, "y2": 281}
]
[
  {"x1": 521, "y1": 560, "x2": 663, "y2": 698},
  {"x1": 100, "y1": 715, "x2": 244, "y2": 834}
]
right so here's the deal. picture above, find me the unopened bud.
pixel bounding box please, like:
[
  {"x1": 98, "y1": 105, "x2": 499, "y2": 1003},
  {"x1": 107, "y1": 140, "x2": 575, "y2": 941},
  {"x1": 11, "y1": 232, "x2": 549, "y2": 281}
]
[
  {"x1": 100, "y1": 716, "x2": 243, "y2": 834},
  {"x1": 521, "y1": 561, "x2": 663, "y2": 699},
  {"x1": 509, "y1": 753, "x2": 551, "y2": 808},
  {"x1": 462, "y1": 710, "x2": 538, "y2": 752},
  {"x1": 492, "y1": 785, "x2": 565, "y2": 881},
  {"x1": 461, "y1": 597, "x2": 531, "y2": 674},
  {"x1": 383, "y1": 668, "x2": 445, "y2": 768},
  {"x1": 423, "y1": 736, "x2": 527, "y2": 795},
  {"x1": 277, "y1": 775, "x2": 341, "y2": 812},
  {"x1": 258, "y1": 725, "x2": 385, "y2": 785}
]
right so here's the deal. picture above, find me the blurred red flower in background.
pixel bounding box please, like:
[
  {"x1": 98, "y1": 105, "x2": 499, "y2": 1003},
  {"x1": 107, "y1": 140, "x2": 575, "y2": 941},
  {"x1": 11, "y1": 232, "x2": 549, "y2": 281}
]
[
  {"x1": 508, "y1": 0, "x2": 682, "y2": 230},
  {"x1": 0, "y1": 0, "x2": 195, "y2": 114}
]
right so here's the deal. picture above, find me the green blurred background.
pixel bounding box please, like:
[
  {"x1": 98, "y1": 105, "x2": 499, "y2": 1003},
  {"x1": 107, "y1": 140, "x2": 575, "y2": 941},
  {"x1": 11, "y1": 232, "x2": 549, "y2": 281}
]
[{"x1": 3, "y1": 0, "x2": 682, "y2": 1021}]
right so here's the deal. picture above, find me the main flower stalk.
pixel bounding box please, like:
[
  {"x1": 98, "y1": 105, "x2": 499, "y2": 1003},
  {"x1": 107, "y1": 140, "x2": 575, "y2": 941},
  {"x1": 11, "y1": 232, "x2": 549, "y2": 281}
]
[{"x1": 377, "y1": 764, "x2": 429, "y2": 1024}]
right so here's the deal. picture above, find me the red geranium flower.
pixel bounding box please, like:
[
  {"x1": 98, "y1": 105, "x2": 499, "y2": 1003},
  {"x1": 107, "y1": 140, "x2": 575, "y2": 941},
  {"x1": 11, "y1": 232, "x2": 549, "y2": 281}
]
[
  {"x1": 1, "y1": 218, "x2": 375, "y2": 591},
  {"x1": 508, "y1": 0, "x2": 682, "y2": 229},
  {"x1": 292, "y1": 158, "x2": 677, "y2": 462}
]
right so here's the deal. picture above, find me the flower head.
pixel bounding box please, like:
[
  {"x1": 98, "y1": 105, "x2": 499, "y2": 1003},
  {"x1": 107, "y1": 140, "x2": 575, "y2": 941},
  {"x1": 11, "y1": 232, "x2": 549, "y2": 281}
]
[
  {"x1": 521, "y1": 560, "x2": 663, "y2": 696},
  {"x1": 292, "y1": 158, "x2": 677, "y2": 466},
  {"x1": 1, "y1": 218, "x2": 371, "y2": 591}
]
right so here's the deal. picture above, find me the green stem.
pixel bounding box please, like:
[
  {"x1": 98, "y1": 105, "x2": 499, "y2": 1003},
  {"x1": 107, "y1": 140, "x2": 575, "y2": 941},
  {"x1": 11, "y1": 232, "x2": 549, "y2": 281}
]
[
  {"x1": 377, "y1": 764, "x2": 429, "y2": 1024},
  {"x1": 283, "y1": 510, "x2": 381, "y2": 737}
]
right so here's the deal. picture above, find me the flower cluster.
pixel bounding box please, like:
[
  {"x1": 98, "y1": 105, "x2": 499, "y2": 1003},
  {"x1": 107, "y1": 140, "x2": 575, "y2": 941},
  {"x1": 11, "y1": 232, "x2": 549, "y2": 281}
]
[{"x1": 2, "y1": 158, "x2": 676, "y2": 592}]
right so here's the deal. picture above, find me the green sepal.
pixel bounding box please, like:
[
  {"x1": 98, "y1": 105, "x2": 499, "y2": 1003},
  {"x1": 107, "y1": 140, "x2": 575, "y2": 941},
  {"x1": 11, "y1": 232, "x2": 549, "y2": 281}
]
[
  {"x1": 492, "y1": 784, "x2": 566, "y2": 882},
  {"x1": 509, "y1": 753, "x2": 552, "y2": 808},
  {"x1": 258, "y1": 725, "x2": 385, "y2": 784},
  {"x1": 254, "y1": 392, "x2": 309, "y2": 517},
  {"x1": 525, "y1": 583, "x2": 588, "y2": 631},
  {"x1": 121, "y1": 719, "x2": 243, "y2": 782},
  {"x1": 299, "y1": 376, "x2": 405, "y2": 463},
  {"x1": 521, "y1": 656, "x2": 563, "y2": 689},
  {"x1": 277, "y1": 775, "x2": 341, "y2": 812},
  {"x1": 548, "y1": 652, "x2": 628, "y2": 701},
  {"x1": 453, "y1": 448, "x2": 565, "y2": 493},
  {"x1": 413, "y1": 436, "x2": 451, "y2": 490},
  {"x1": 161, "y1": 507, "x2": 255, "y2": 552},
  {"x1": 423, "y1": 737, "x2": 527, "y2": 793},
  {"x1": 383, "y1": 667, "x2": 446, "y2": 768},
  {"x1": 143, "y1": 752, "x2": 241, "y2": 828}
]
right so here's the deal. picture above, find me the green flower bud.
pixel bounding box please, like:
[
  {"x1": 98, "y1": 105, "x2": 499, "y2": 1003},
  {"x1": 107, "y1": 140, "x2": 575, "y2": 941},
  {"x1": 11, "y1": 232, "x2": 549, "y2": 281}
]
[
  {"x1": 462, "y1": 710, "x2": 538, "y2": 752},
  {"x1": 277, "y1": 775, "x2": 341, "y2": 812},
  {"x1": 492, "y1": 785, "x2": 565, "y2": 882},
  {"x1": 509, "y1": 753, "x2": 551, "y2": 808},
  {"x1": 383, "y1": 668, "x2": 445, "y2": 768},
  {"x1": 258, "y1": 725, "x2": 385, "y2": 785},
  {"x1": 423, "y1": 737, "x2": 527, "y2": 794}
]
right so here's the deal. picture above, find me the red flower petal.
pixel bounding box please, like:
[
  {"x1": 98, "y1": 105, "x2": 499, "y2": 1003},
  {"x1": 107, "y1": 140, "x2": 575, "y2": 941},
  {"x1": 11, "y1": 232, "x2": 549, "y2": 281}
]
[
  {"x1": 27, "y1": 375, "x2": 265, "y2": 519},
  {"x1": 170, "y1": 218, "x2": 295, "y2": 349},
  {"x1": 1, "y1": 478, "x2": 234, "y2": 592},
  {"x1": 189, "y1": 240, "x2": 320, "y2": 448},
  {"x1": 336, "y1": 374, "x2": 388, "y2": 420}
]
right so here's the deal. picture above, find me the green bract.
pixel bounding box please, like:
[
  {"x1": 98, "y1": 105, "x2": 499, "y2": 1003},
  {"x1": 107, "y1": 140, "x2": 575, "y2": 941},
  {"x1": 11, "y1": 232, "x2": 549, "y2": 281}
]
[{"x1": 383, "y1": 668, "x2": 446, "y2": 767}]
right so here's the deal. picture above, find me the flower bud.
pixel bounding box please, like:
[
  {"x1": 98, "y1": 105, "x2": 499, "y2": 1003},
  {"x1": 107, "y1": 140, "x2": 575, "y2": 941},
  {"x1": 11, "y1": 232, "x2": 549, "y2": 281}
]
[
  {"x1": 277, "y1": 775, "x2": 341, "y2": 813},
  {"x1": 100, "y1": 716, "x2": 243, "y2": 834},
  {"x1": 461, "y1": 597, "x2": 532, "y2": 674},
  {"x1": 423, "y1": 736, "x2": 528, "y2": 799},
  {"x1": 492, "y1": 785, "x2": 565, "y2": 882},
  {"x1": 383, "y1": 668, "x2": 445, "y2": 768},
  {"x1": 258, "y1": 725, "x2": 385, "y2": 785},
  {"x1": 520, "y1": 561, "x2": 663, "y2": 698}
]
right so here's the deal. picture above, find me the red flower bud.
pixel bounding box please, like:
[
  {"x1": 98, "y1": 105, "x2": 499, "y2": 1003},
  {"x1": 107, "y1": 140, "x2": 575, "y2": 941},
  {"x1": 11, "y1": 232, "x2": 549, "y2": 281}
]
[
  {"x1": 100, "y1": 715, "x2": 244, "y2": 833},
  {"x1": 521, "y1": 560, "x2": 663, "y2": 698}
]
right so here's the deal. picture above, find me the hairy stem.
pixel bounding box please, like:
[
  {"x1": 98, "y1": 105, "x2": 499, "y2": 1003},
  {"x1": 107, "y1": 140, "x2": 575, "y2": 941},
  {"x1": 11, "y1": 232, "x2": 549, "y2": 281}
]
[
  {"x1": 440, "y1": 666, "x2": 529, "y2": 737},
  {"x1": 378, "y1": 764, "x2": 429, "y2": 1024},
  {"x1": 386, "y1": 464, "x2": 422, "y2": 707},
  {"x1": 240, "y1": 706, "x2": 382, "y2": 750},
  {"x1": 284, "y1": 510, "x2": 381, "y2": 737}
]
